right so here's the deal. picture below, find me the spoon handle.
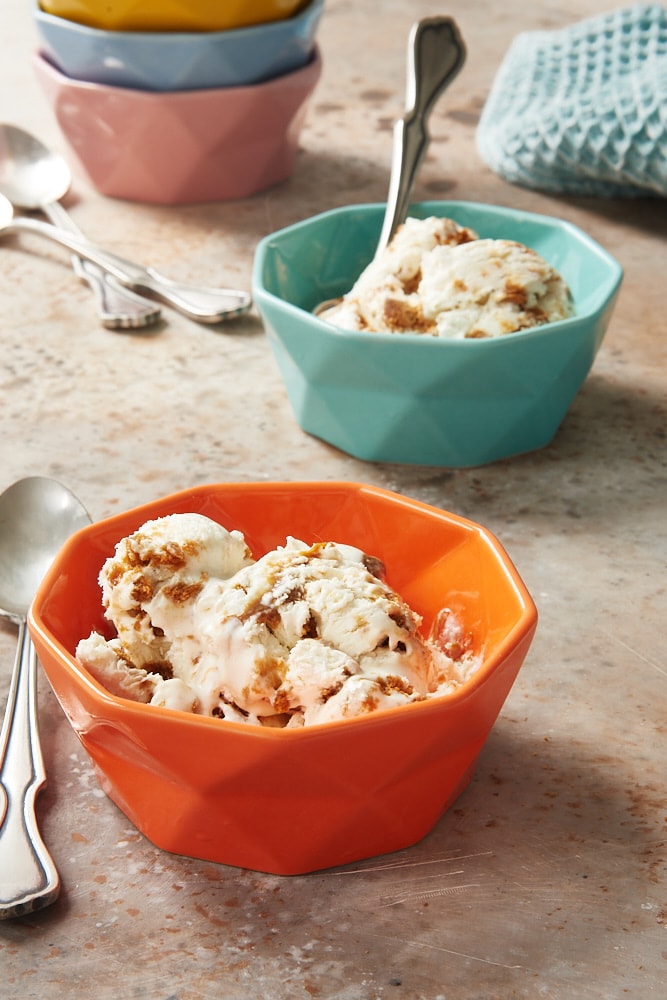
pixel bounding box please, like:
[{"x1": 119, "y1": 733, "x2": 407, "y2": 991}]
[
  {"x1": 375, "y1": 17, "x2": 466, "y2": 256},
  {"x1": 0, "y1": 621, "x2": 60, "y2": 919},
  {"x1": 44, "y1": 200, "x2": 162, "y2": 331},
  {"x1": 7, "y1": 215, "x2": 251, "y2": 325}
]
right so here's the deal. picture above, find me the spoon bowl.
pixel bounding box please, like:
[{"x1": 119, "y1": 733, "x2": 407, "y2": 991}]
[
  {"x1": 0, "y1": 477, "x2": 91, "y2": 617},
  {"x1": 0, "y1": 125, "x2": 70, "y2": 209},
  {"x1": 0, "y1": 476, "x2": 90, "y2": 918},
  {"x1": 0, "y1": 123, "x2": 162, "y2": 329}
]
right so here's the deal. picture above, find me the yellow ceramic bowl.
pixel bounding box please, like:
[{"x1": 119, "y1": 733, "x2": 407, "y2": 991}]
[{"x1": 38, "y1": 0, "x2": 308, "y2": 32}]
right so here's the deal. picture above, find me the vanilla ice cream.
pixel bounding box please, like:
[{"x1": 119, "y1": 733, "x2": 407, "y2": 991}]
[
  {"x1": 318, "y1": 215, "x2": 574, "y2": 337},
  {"x1": 76, "y1": 513, "x2": 481, "y2": 727}
]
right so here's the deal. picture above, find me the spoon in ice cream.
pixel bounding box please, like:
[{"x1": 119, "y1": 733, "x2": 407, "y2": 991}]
[
  {"x1": 0, "y1": 123, "x2": 161, "y2": 330},
  {"x1": 0, "y1": 476, "x2": 91, "y2": 918},
  {"x1": 0, "y1": 192, "x2": 251, "y2": 324},
  {"x1": 315, "y1": 16, "x2": 466, "y2": 316}
]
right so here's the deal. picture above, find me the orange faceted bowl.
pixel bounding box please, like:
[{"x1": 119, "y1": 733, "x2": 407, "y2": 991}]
[{"x1": 29, "y1": 481, "x2": 537, "y2": 875}]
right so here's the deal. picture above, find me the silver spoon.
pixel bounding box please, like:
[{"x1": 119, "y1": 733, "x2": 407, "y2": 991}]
[
  {"x1": 0, "y1": 476, "x2": 91, "y2": 919},
  {"x1": 315, "y1": 17, "x2": 466, "y2": 315},
  {"x1": 376, "y1": 16, "x2": 466, "y2": 252},
  {"x1": 0, "y1": 124, "x2": 162, "y2": 330},
  {"x1": 0, "y1": 192, "x2": 252, "y2": 324}
]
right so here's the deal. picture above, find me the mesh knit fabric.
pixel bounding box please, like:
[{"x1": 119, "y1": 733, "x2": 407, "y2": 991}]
[{"x1": 476, "y1": 5, "x2": 667, "y2": 197}]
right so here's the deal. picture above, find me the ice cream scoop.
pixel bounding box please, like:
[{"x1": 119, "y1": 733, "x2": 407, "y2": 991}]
[
  {"x1": 318, "y1": 219, "x2": 574, "y2": 337},
  {"x1": 75, "y1": 514, "x2": 482, "y2": 728},
  {"x1": 96, "y1": 512, "x2": 254, "y2": 666}
]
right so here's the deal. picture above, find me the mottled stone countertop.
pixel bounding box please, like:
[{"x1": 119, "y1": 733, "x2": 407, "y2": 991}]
[{"x1": 1, "y1": 0, "x2": 665, "y2": 997}]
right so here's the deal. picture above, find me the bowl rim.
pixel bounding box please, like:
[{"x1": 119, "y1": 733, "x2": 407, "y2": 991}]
[
  {"x1": 28, "y1": 479, "x2": 538, "y2": 741},
  {"x1": 252, "y1": 199, "x2": 624, "y2": 348},
  {"x1": 33, "y1": 0, "x2": 323, "y2": 43}
]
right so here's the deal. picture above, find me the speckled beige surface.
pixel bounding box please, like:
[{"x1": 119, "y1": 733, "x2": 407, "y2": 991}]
[{"x1": 1, "y1": 1, "x2": 665, "y2": 997}]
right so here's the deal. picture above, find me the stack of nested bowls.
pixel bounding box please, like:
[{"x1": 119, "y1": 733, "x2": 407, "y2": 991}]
[{"x1": 32, "y1": 0, "x2": 324, "y2": 203}]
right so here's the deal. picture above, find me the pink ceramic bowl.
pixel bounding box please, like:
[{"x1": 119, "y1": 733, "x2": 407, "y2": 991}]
[{"x1": 32, "y1": 47, "x2": 322, "y2": 204}]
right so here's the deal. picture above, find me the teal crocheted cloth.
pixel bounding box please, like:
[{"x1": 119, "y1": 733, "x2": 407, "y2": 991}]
[{"x1": 476, "y1": 4, "x2": 667, "y2": 197}]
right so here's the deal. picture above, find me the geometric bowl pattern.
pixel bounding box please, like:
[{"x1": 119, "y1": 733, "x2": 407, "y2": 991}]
[
  {"x1": 33, "y1": 0, "x2": 324, "y2": 91},
  {"x1": 253, "y1": 201, "x2": 623, "y2": 467},
  {"x1": 33, "y1": 47, "x2": 322, "y2": 203},
  {"x1": 28, "y1": 481, "x2": 537, "y2": 874}
]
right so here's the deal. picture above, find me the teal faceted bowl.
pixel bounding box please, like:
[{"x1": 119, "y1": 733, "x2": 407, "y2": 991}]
[{"x1": 252, "y1": 201, "x2": 623, "y2": 467}]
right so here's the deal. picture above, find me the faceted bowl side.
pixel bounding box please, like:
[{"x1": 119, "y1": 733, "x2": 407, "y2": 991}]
[{"x1": 29, "y1": 481, "x2": 537, "y2": 873}]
